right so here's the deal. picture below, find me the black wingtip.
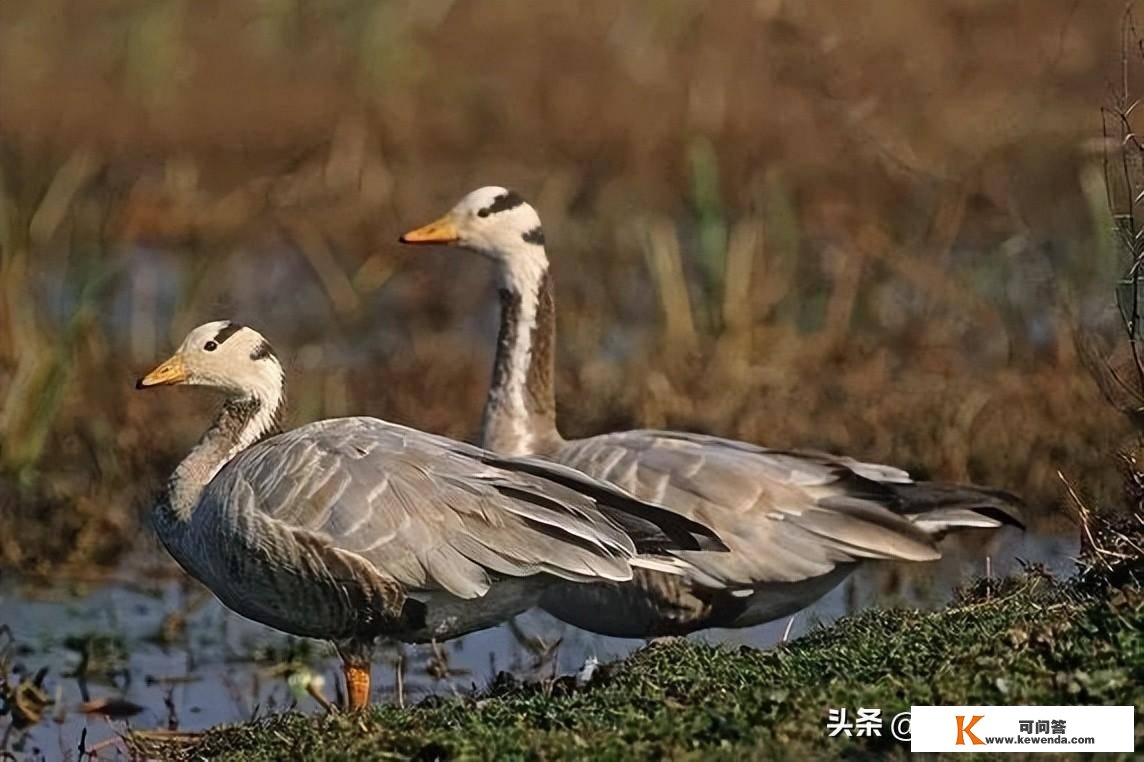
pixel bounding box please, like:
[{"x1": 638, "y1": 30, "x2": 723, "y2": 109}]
[
  {"x1": 623, "y1": 503, "x2": 728, "y2": 553},
  {"x1": 953, "y1": 486, "x2": 1027, "y2": 531},
  {"x1": 895, "y1": 481, "x2": 1028, "y2": 532},
  {"x1": 974, "y1": 502, "x2": 1027, "y2": 531}
]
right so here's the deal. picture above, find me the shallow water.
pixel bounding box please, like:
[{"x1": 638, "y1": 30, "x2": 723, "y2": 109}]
[{"x1": 0, "y1": 527, "x2": 1073, "y2": 759}]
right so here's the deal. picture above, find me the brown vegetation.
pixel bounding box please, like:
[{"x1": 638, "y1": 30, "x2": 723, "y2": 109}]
[{"x1": 0, "y1": 0, "x2": 1135, "y2": 573}]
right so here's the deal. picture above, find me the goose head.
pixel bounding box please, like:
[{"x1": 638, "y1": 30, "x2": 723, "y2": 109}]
[
  {"x1": 400, "y1": 186, "x2": 545, "y2": 261},
  {"x1": 137, "y1": 321, "x2": 283, "y2": 402}
]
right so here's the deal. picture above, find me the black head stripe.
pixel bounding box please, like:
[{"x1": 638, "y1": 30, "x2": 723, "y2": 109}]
[
  {"x1": 213, "y1": 322, "x2": 244, "y2": 345},
  {"x1": 249, "y1": 339, "x2": 275, "y2": 361},
  {"x1": 479, "y1": 190, "x2": 525, "y2": 217},
  {"x1": 522, "y1": 226, "x2": 545, "y2": 246}
]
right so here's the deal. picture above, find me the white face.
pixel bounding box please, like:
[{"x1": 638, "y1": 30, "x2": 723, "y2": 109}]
[
  {"x1": 138, "y1": 321, "x2": 282, "y2": 398},
  {"x1": 401, "y1": 186, "x2": 545, "y2": 259}
]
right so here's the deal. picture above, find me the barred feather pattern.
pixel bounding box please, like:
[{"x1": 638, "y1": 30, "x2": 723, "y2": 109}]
[{"x1": 157, "y1": 415, "x2": 724, "y2": 644}]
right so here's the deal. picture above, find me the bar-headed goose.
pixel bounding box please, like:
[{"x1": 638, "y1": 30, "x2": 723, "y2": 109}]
[
  {"x1": 400, "y1": 187, "x2": 1025, "y2": 637},
  {"x1": 136, "y1": 321, "x2": 723, "y2": 708}
]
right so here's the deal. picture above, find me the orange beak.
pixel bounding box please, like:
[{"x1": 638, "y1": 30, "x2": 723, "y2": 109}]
[
  {"x1": 398, "y1": 215, "x2": 459, "y2": 246},
  {"x1": 136, "y1": 355, "x2": 188, "y2": 389}
]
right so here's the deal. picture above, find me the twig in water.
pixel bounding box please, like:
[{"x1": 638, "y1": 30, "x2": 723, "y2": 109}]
[
  {"x1": 425, "y1": 640, "x2": 468, "y2": 697},
  {"x1": 986, "y1": 556, "x2": 993, "y2": 601},
  {"x1": 307, "y1": 677, "x2": 336, "y2": 715},
  {"x1": 781, "y1": 615, "x2": 796, "y2": 643},
  {"x1": 163, "y1": 686, "x2": 178, "y2": 731},
  {"x1": 84, "y1": 736, "x2": 128, "y2": 757},
  {"x1": 394, "y1": 647, "x2": 406, "y2": 709}
]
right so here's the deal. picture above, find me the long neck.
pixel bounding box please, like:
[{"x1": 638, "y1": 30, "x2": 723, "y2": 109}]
[
  {"x1": 158, "y1": 383, "x2": 285, "y2": 528},
  {"x1": 480, "y1": 249, "x2": 562, "y2": 456}
]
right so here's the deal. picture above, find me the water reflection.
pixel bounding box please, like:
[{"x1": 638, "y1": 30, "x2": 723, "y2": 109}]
[{"x1": 0, "y1": 526, "x2": 1071, "y2": 755}]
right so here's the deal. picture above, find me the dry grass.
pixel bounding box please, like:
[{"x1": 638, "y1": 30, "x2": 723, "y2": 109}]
[{"x1": 0, "y1": 0, "x2": 1135, "y2": 572}]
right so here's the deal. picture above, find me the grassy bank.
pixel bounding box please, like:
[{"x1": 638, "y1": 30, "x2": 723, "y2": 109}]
[{"x1": 151, "y1": 522, "x2": 1142, "y2": 761}]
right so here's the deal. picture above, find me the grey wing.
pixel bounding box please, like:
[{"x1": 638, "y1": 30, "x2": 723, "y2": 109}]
[
  {"x1": 474, "y1": 452, "x2": 726, "y2": 553},
  {"x1": 553, "y1": 429, "x2": 941, "y2": 589},
  {"x1": 628, "y1": 431, "x2": 1024, "y2": 530},
  {"x1": 207, "y1": 417, "x2": 653, "y2": 602}
]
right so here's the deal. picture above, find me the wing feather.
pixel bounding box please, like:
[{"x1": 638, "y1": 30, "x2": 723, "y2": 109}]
[
  {"x1": 553, "y1": 429, "x2": 943, "y2": 588},
  {"x1": 201, "y1": 418, "x2": 710, "y2": 603}
]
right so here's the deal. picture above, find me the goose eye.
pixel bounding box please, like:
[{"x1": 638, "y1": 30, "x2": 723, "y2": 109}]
[
  {"x1": 203, "y1": 341, "x2": 218, "y2": 352},
  {"x1": 477, "y1": 208, "x2": 489, "y2": 218}
]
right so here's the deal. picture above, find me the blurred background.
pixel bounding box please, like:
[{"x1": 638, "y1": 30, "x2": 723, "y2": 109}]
[{"x1": 3, "y1": 0, "x2": 1141, "y2": 746}]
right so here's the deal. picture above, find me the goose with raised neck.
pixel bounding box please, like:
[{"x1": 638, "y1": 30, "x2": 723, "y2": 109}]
[
  {"x1": 402, "y1": 189, "x2": 561, "y2": 456},
  {"x1": 137, "y1": 320, "x2": 724, "y2": 707},
  {"x1": 401, "y1": 186, "x2": 1026, "y2": 638}
]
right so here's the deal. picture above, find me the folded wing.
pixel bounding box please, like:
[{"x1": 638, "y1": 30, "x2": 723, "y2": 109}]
[
  {"x1": 553, "y1": 429, "x2": 1021, "y2": 589},
  {"x1": 205, "y1": 418, "x2": 723, "y2": 603}
]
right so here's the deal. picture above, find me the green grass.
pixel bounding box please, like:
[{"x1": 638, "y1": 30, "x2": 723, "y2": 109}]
[{"x1": 160, "y1": 546, "x2": 1142, "y2": 761}]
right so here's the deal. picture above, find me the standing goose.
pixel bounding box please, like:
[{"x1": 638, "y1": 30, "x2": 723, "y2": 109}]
[
  {"x1": 136, "y1": 320, "x2": 723, "y2": 708},
  {"x1": 399, "y1": 187, "x2": 1025, "y2": 637}
]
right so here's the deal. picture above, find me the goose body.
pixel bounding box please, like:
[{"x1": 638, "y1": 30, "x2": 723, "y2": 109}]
[
  {"x1": 138, "y1": 321, "x2": 721, "y2": 705},
  {"x1": 163, "y1": 417, "x2": 707, "y2": 643},
  {"x1": 400, "y1": 187, "x2": 1025, "y2": 637},
  {"x1": 544, "y1": 431, "x2": 1018, "y2": 634}
]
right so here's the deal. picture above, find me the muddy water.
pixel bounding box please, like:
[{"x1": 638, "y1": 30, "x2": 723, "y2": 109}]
[{"x1": 0, "y1": 527, "x2": 1072, "y2": 758}]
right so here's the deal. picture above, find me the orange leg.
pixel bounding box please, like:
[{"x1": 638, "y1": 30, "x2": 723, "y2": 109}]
[{"x1": 342, "y1": 660, "x2": 371, "y2": 710}]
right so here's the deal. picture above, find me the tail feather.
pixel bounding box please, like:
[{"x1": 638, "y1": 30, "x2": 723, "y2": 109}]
[{"x1": 892, "y1": 481, "x2": 1026, "y2": 537}]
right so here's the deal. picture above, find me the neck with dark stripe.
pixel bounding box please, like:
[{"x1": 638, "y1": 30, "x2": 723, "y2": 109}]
[
  {"x1": 157, "y1": 368, "x2": 286, "y2": 529},
  {"x1": 481, "y1": 252, "x2": 561, "y2": 456}
]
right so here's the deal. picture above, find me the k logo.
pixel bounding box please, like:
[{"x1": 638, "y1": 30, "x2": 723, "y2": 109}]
[{"x1": 955, "y1": 714, "x2": 986, "y2": 745}]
